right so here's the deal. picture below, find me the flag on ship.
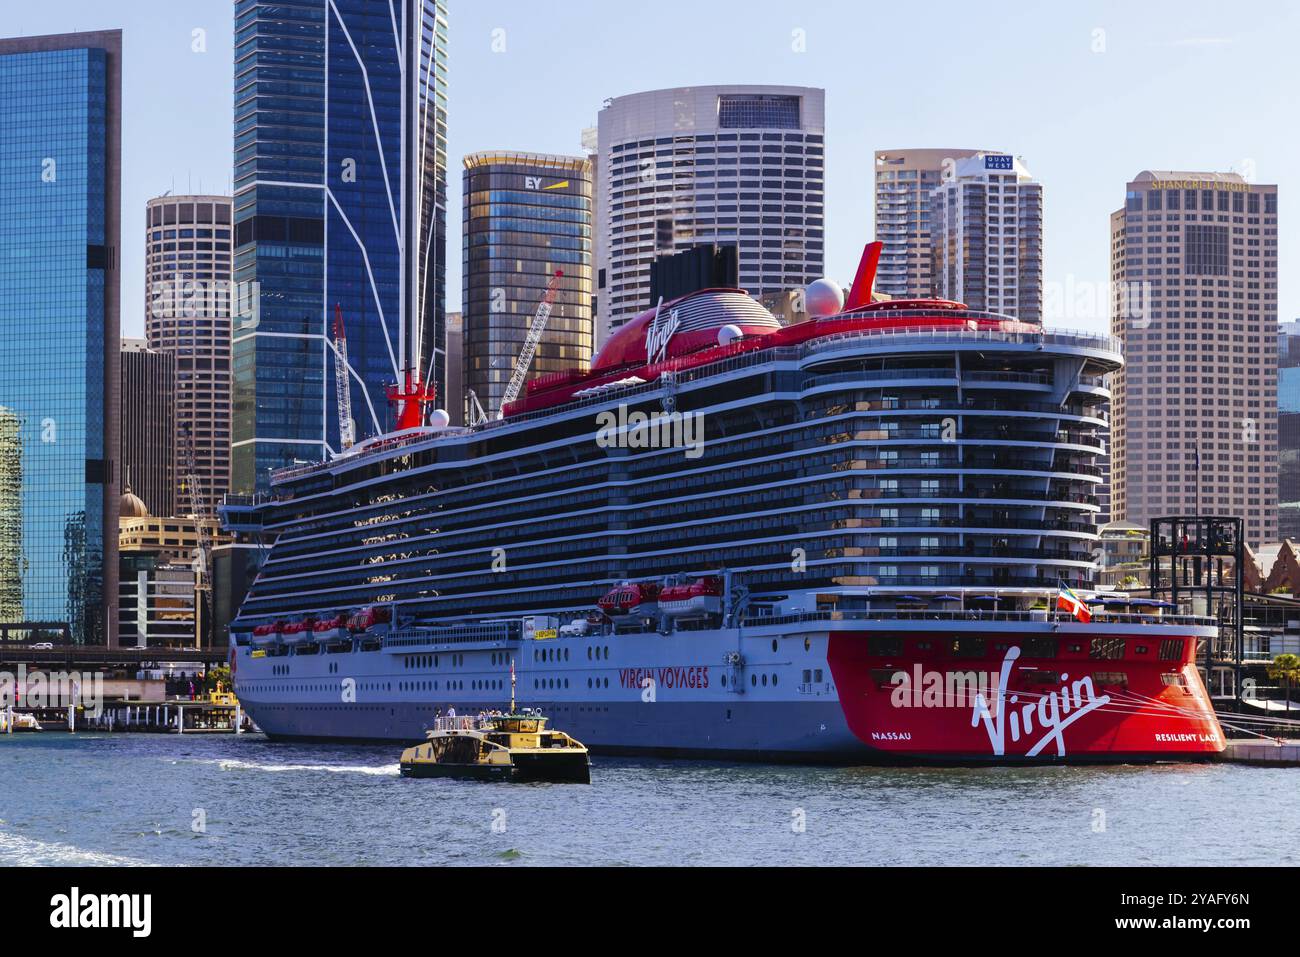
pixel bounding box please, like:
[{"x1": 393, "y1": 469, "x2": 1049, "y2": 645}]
[{"x1": 1057, "y1": 583, "x2": 1092, "y2": 623}]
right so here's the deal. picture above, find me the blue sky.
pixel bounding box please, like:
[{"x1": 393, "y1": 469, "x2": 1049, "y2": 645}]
[{"x1": 3, "y1": 0, "x2": 1296, "y2": 336}]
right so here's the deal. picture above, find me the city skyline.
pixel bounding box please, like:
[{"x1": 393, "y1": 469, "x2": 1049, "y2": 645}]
[{"x1": 1, "y1": 0, "x2": 1295, "y2": 338}]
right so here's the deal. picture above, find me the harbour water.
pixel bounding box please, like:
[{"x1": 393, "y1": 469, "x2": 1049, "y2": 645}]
[{"x1": 0, "y1": 733, "x2": 1292, "y2": 867}]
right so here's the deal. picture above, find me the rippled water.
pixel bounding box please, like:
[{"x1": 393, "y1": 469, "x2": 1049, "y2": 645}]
[{"x1": 0, "y1": 733, "x2": 1292, "y2": 867}]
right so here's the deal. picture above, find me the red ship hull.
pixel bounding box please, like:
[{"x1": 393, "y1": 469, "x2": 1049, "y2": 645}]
[{"x1": 827, "y1": 630, "x2": 1225, "y2": 761}]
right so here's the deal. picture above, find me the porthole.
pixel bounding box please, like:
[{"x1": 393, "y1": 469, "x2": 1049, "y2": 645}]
[
  {"x1": 751, "y1": 674, "x2": 757, "y2": 687},
  {"x1": 772, "y1": 639, "x2": 778, "y2": 653},
  {"x1": 804, "y1": 637, "x2": 811, "y2": 652}
]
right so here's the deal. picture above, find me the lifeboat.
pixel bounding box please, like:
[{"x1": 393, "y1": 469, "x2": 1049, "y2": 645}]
[
  {"x1": 281, "y1": 618, "x2": 314, "y2": 646},
  {"x1": 312, "y1": 615, "x2": 348, "y2": 643},
  {"x1": 659, "y1": 577, "x2": 724, "y2": 618},
  {"x1": 251, "y1": 622, "x2": 284, "y2": 648},
  {"x1": 597, "y1": 582, "x2": 660, "y2": 617},
  {"x1": 346, "y1": 606, "x2": 394, "y2": 635}
]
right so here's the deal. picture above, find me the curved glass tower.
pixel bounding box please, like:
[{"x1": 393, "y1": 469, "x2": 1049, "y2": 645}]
[{"x1": 232, "y1": 0, "x2": 448, "y2": 492}]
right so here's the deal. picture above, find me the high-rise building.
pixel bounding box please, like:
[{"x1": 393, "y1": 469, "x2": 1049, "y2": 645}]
[
  {"x1": 874, "y1": 149, "x2": 983, "y2": 298},
  {"x1": 1275, "y1": 321, "x2": 1300, "y2": 538},
  {"x1": 445, "y1": 310, "x2": 463, "y2": 425},
  {"x1": 595, "y1": 85, "x2": 825, "y2": 345},
  {"x1": 0, "y1": 31, "x2": 121, "y2": 646},
  {"x1": 145, "y1": 194, "x2": 233, "y2": 512},
  {"x1": 232, "y1": 1, "x2": 448, "y2": 492},
  {"x1": 930, "y1": 153, "x2": 1043, "y2": 322},
  {"x1": 120, "y1": 339, "x2": 176, "y2": 518},
  {"x1": 1110, "y1": 170, "x2": 1279, "y2": 547},
  {"x1": 462, "y1": 152, "x2": 593, "y2": 416},
  {"x1": 0, "y1": 407, "x2": 20, "y2": 625}
]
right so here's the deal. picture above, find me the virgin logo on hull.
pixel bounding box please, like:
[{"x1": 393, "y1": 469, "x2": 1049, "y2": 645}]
[{"x1": 971, "y1": 647, "x2": 1111, "y2": 757}]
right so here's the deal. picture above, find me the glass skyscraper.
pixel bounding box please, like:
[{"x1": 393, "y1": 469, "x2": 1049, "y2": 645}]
[
  {"x1": 232, "y1": 0, "x2": 448, "y2": 492},
  {"x1": 0, "y1": 31, "x2": 121, "y2": 645},
  {"x1": 462, "y1": 152, "x2": 593, "y2": 418}
]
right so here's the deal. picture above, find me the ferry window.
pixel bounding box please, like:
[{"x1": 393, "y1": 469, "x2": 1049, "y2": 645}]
[
  {"x1": 762, "y1": 674, "x2": 768, "y2": 687},
  {"x1": 772, "y1": 639, "x2": 778, "y2": 652},
  {"x1": 721, "y1": 675, "x2": 727, "y2": 687},
  {"x1": 1159, "y1": 639, "x2": 1184, "y2": 661},
  {"x1": 804, "y1": 638, "x2": 811, "y2": 652},
  {"x1": 802, "y1": 669, "x2": 811, "y2": 683},
  {"x1": 772, "y1": 674, "x2": 778, "y2": 686},
  {"x1": 751, "y1": 674, "x2": 758, "y2": 687},
  {"x1": 587, "y1": 648, "x2": 592, "y2": 660}
]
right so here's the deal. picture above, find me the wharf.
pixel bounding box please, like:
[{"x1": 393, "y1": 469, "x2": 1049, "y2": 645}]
[
  {"x1": 2, "y1": 699, "x2": 253, "y2": 735},
  {"x1": 1212, "y1": 740, "x2": 1300, "y2": 767}
]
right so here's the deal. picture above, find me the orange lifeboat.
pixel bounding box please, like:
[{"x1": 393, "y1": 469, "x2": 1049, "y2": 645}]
[
  {"x1": 597, "y1": 582, "x2": 660, "y2": 617},
  {"x1": 659, "y1": 577, "x2": 723, "y2": 618}
]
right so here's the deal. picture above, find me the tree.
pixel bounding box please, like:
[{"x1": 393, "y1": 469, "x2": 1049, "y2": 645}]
[{"x1": 1266, "y1": 654, "x2": 1300, "y2": 713}]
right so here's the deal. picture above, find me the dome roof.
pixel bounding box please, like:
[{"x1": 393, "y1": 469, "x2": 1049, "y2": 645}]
[{"x1": 119, "y1": 484, "x2": 150, "y2": 519}]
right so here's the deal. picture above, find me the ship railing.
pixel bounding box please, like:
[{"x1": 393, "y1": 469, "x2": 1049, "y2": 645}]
[
  {"x1": 747, "y1": 609, "x2": 1217, "y2": 629},
  {"x1": 802, "y1": 324, "x2": 1123, "y2": 357},
  {"x1": 384, "y1": 621, "x2": 521, "y2": 650}
]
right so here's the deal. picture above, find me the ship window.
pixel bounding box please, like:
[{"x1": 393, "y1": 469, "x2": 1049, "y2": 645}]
[
  {"x1": 802, "y1": 669, "x2": 812, "y2": 683},
  {"x1": 1090, "y1": 638, "x2": 1126, "y2": 660},
  {"x1": 804, "y1": 637, "x2": 811, "y2": 652},
  {"x1": 814, "y1": 669, "x2": 823, "y2": 682},
  {"x1": 751, "y1": 674, "x2": 758, "y2": 687},
  {"x1": 868, "y1": 636, "x2": 903, "y2": 656},
  {"x1": 762, "y1": 674, "x2": 768, "y2": 687},
  {"x1": 1159, "y1": 638, "x2": 1184, "y2": 661},
  {"x1": 1024, "y1": 637, "x2": 1058, "y2": 659},
  {"x1": 772, "y1": 639, "x2": 778, "y2": 652},
  {"x1": 1093, "y1": 671, "x2": 1128, "y2": 689}
]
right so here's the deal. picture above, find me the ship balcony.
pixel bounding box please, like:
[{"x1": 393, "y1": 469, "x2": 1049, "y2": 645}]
[
  {"x1": 859, "y1": 486, "x2": 1100, "y2": 509},
  {"x1": 865, "y1": 545, "x2": 1096, "y2": 563}
]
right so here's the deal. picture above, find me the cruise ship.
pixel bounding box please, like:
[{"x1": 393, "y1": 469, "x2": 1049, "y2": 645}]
[{"x1": 225, "y1": 242, "x2": 1225, "y2": 763}]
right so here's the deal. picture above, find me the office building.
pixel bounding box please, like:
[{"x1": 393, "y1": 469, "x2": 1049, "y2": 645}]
[
  {"x1": 596, "y1": 85, "x2": 825, "y2": 344},
  {"x1": 1110, "y1": 171, "x2": 1279, "y2": 547},
  {"x1": 232, "y1": 1, "x2": 448, "y2": 491},
  {"x1": 930, "y1": 152, "x2": 1043, "y2": 322},
  {"x1": 0, "y1": 31, "x2": 121, "y2": 645},
  {"x1": 462, "y1": 151, "x2": 593, "y2": 416},
  {"x1": 145, "y1": 194, "x2": 233, "y2": 512},
  {"x1": 120, "y1": 339, "x2": 176, "y2": 518},
  {"x1": 874, "y1": 148, "x2": 982, "y2": 298}
]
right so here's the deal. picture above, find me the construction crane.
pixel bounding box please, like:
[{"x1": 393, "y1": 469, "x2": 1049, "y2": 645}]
[
  {"x1": 466, "y1": 389, "x2": 489, "y2": 428},
  {"x1": 498, "y1": 270, "x2": 564, "y2": 417},
  {"x1": 179, "y1": 428, "x2": 213, "y2": 650},
  {"x1": 332, "y1": 304, "x2": 356, "y2": 452}
]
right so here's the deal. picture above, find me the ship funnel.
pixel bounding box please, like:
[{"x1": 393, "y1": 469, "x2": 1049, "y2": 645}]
[{"x1": 844, "y1": 241, "x2": 884, "y2": 311}]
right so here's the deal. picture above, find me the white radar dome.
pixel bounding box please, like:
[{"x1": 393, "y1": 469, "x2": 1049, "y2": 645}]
[
  {"x1": 718, "y1": 324, "x2": 744, "y2": 347},
  {"x1": 428, "y1": 409, "x2": 451, "y2": 430},
  {"x1": 805, "y1": 278, "x2": 845, "y2": 318}
]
